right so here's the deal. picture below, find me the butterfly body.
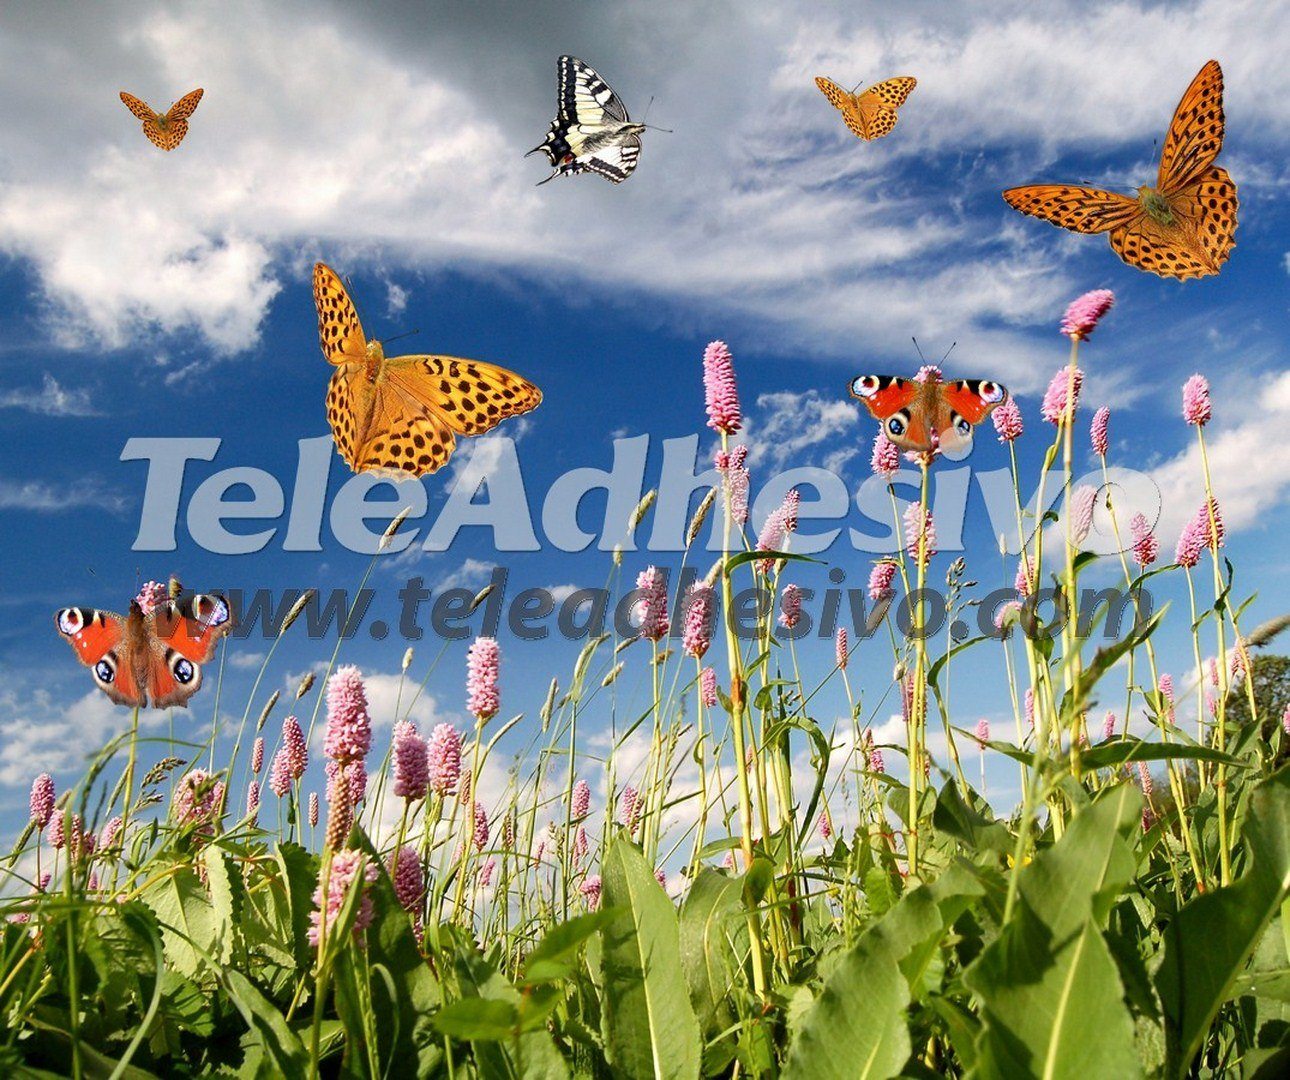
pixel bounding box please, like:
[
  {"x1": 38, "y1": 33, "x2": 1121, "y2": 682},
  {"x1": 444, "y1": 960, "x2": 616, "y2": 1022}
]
[
  {"x1": 849, "y1": 374, "x2": 1008, "y2": 455},
  {"x1": 815, "y1": 76, "x2": 916, "y2": 141},
  {"x1": 530, "y1": 57, "x2": 645, "y2": 184},
  {"x1": 56, "y1": 592, "x2": 232, "y2": 709},
  {"x1": 313, "y1": 263, "x2": 542, "y2": 477},
  {"x1": 1003, "y1": 61, "x2": 1236, "y2": 279},
  {"x1": 119, "y1": 88, "x2": 203, "y2": 151}
]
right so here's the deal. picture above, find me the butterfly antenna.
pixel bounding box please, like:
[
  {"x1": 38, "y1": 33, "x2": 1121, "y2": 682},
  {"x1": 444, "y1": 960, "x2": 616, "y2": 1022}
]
[
  {"x1": 641, "y1": 95, "x2": 654, "y2": 123},
  {"x1": 383, "y1": 328, "x2": 421, "y2": 345},
  {"x1": 642, "y1": 123, "x2": 674, "y2": 133},
  {"x1": 940, "y1": 341, "x2": 958, "y2": 363},
  {"x1": 911, "y1": 336, "x2": 927, "y2": 363}
]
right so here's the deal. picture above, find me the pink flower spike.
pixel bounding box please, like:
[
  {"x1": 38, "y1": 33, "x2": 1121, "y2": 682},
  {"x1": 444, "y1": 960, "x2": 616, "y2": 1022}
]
[
  {"x1": 974, "y1": 719, "x2": 990, "y2": 747},
  {"x1": 1041, "y1": 367, "x2": 1084, "y2": 425},
  {"x1": 1060, "y1": 289, "x2": 1115, "y2": 339},
  {"x1": 324, "y1": 667, "x2": 372, "y2": 765},
  {"x1": 1174, "y1": 516, "x2": 1204, "y2": 568},
  {"x1": 1091, "y1": 406, "x2": 1110, "y2": 457},
  {"x1": 700, "y1": 667, "x2": 717, "y2": 707},
  {"x1": 1070, "y1": 485, "x2": 1097, "y2": 545},
  {"x1": 580, "y1": 875, "x2": 603, "y2": 909},
  {"x1": 268, "y1": 747, "x2": 292, "y2": 797},
  {"x1": 308, "y1": 850, "x2": 377, "y2": 948},
  {"x1": 29, "y1": 774, "x2": 54, "y2": 830},
  {"x1": 1182, "y1": 374, "x2": 1212, "y2": 426},
  {"x1": 246, "y1": 779, "x2": 260, "y2": 821},
  {"x1": 868, "y1": 561, "x2": 897, "y2": 602},
  {"x1": 1103, "y1": 711, "x2": 1117, "y2": 741},
  {"x1": 835, "y1": 628, "x2": 849, "y2": 670},
  {"x1": 862, "y1": 731, "x2": 884, "y2": 774},
  {"x1": 755, "y1": 508, "x2": 788, "y2": 574},
  {"x1": 100, "y1": 815, "x2": 123, "y2": 850},
  {"x1": 634, "y1": 567, "x2": 670, "y2": 641},
  {"x1": 1014, "y1": 552, "x2": 1035, "y2": 597},
  {"x1": 702, "y1": 341, "x2": 742, "y2": 435},
  {"x1": 172, "y1": 770, "x2": 224, "y2": 835},
  {"x1": 392, "y1": 721, "x2": 429, "y2": 801},
  {"x1": 818, "y1": 810, "x2": 833, "y2": 841},
  {"x1": 134, "y1": 580, "x2": 168, "y2": 616},
  {"x1": 282, "y1": 716, "x2": 308, "y2": 778},
  {"x1": 389, "y1": 845, "x2": 424, "y2": 912},
  {"x1": 308, "y1": 792, "x2": 320, "y2": 828},
  {"x1": 871, "y1": 433, "x2": 901, "y2": 477},
  {"x1": 572, "y1": 779, "x2": 591, "y2": 819},
  {"x1": 466, "y1": 638, "x2": 501, "y2": 720},
  {"x1": 681, "y1": 582, "x2": 715, "y2": 659},
  {"x1": 1130, "y1": 513, "x2": 1158, "y2": 567},
  {"x1": 1282, "y1": 705, "x2": 1290, "y2": 736},
  {"x1": 993, "y1": 400, "x2": 1023, "y2": 443},
  {"x1": 778, "y1": 583, "x2": 802, "y2": 630},
  {"x1": 619, "y1": 786, "x2": 641, "y2": 835},
  {"x1": 251, "y1": 737, "x2": 264, "y2": 775},
  {"x1": 1024, "y1": 688, "x2": 1035, "y2": 730},
  {"x1": 780, "y1": 489, "x2": 800, "y2": 533},
  {"x1": 903, "y1": 503, "x2": 937, "y2": 567},
  {"x1": 473, "y1": 802, "x2": 489, "y2": 851},
  {"x1": 1198, "y1": 497, "x2": 1225, "y2": 551},
  {"x1": 1137, "y1": 761, "x2": 1153, "y2": 799},
  {"x1": 427, "y1": 724, "x2": 463, "y2": 796}
]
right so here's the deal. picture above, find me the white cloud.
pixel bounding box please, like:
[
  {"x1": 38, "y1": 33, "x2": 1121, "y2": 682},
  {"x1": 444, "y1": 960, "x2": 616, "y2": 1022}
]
[
  {"x1": 0, "y1": 374, "x2": 99, "y2": 416},
  {"x1": 743, "y1": 390, "x2": 863, "y2": 473},
  {"x1": 0, "y1": 480, "x2": 125, "y2": 512}
]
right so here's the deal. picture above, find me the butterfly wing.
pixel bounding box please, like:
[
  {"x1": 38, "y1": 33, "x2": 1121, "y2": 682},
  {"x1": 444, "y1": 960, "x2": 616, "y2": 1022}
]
[
  {"x1": 55, "y1": 608, "x2": 145, "y2": 708},
  {"x1": 532, "y1": 57, "x2": 639, "y2": 183},
  {"x1": 119, "y1": 92, "x2": 156, "y2": 122},
  {"x1": 848, "y1": 375, "x2": 931, "y2": 451},
  {"x1": 166, "y1": 88, "x2": 204, "y2": 123},
  {"x1": 1003, "y1": 185, "x2": 1143, "y2": 234},
  {"x1": 815, "y1": 76, "x2": 851, "y2": 113},
  {"x1": 935, "y1": 379, "x2": 1009, "y2": 456},
  {"x1": 387, "y1": 354, "x2": 543, "y2": 435},
  {"x1": 350, "y1": 378, "x2": 459, "y2": 477},
  {"x1": 1172, "y1": 165, "x2": 1238, "y2": 271},
  {"x1": 1158, "y1": 60, "x2": 1224, "y2": 195},
  {"x1": 576, "y1": 135, "x2": 643, "y2": 183},
  {"x1": 313, "y1": 263, "x2": 369, "y2": 365},
  {"x1": 1107, "y1": 170, "x2": 1235, "y2": 281},
  {"x1": 144, "y1": 593, "x2": 232, "y2": 708},
  {"x1": 856, "y1": 99, "x2": 900, "y2": 140},
  {"x1": 864, "y1": 76, "x2": 917, "y2": 110}
]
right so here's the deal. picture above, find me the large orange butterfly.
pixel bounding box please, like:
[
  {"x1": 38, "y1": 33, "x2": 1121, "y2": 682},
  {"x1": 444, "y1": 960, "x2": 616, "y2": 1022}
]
[
  {"x1": 815, "y1": 76, "x2": 917, "y2": 141},
  {"x1": 313, "y1": 264, "x2": 542, "y2": 477},
  {"x1": 119, "y1": 88, "x2": 204, "y2": 151},
  {"x1": 1003, "y1": 61, "x2": 1236, "y2": 280}
]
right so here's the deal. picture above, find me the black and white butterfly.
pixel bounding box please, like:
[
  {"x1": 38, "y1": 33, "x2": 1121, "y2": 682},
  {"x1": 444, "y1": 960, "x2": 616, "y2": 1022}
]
[{"x1": 529, "y1": 56, "x2": 646, "y2": 185}]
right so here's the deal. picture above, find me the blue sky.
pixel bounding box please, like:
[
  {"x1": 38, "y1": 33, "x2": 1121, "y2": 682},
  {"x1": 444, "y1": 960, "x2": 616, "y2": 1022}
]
[{"x1": 0, "y1": 0, "x2": 1287, "y2": 838}]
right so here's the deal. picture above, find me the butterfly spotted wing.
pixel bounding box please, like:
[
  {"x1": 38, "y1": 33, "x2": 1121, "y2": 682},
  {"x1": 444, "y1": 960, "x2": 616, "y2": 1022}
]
[
  {"x1": 1002, "y1": 61, "x2": 1235, "y2": 279},
  {"x1": 849, "y1": 375, "x2": 1008, "y2": 454},
  {"x1": 816, "y1": 75, "x2": 916, "y2": 141},
  {"x1": 529, "y1": 56, "x2": 643, "y2": 184},
  {"x1": 120, "y1": 88, "x2": 203, "y2": 150},
  {"x1": 55, "y1": 592, "x2": 231, "y2": 708},
  {"x1": 313, "y1": 263, "x2": 542, "y2": 477}
]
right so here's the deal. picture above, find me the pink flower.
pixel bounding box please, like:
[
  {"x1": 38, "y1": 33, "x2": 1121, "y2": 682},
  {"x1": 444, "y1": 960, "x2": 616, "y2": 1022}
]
[
  {"x1": 703, "y1": 341, "x2": 742, "y2": 435},
  {"x1": 862, "y1": 731, "x2": 884, "y2": 774},
  {"x1": 871, "y1": 433, "x2": 901, "y2": 477},
  {"x1": 1282, "y1": 705, "x2": 1289, "y2": 736},
  {"x1": 835, "y1": 628, "x2": 849, "y2": 670},
  {"x1": 246, "y1": 779, "x2": 260, "y2": 821},
  {"x1": 308, "y1": 792, "x2": 320, "y2": 828},
  {"x1": 268, "y1": 747, "x2": 292, "y2": 797},
  {"x1": 1015, "y1": 553, "x2": 1035, "y2": 597},
  {"x1": 172, "y1": 770, "x2": 224, "y2": 833},
  {"x1": 324, "y1": 666, "x2": 372, "y2": 764},
  {"x1": 1197, "y1": 497, "x2": 1225, "y2": 551},
  {"x1": 134, "y1": 580, "x2": 168, "y2": 616},
  {"x1": 308, "y1": 850, "x2": 377, "y2": 948},
  {"x1": 572, "y1": 779, "x2": 591, "y2": 819},
  {"x1": 619, "y1": 786, "x2": 641, "y2": 836},
  {"x1": 1041, "y1": 367, "x2": 1084, "y2": 425},
  {"x1": 282, "y1": 715, "x2": 308, "y2": 778},
  {"x1": 780, "y1": 489, "x2": 800, "y2": 533},
  {"x1": 779, "y1": 583, "x2": 802, "y2": 630},
  {"x1": 1207, "y1": 658, "x2": 1220, "y2": 688},
  {"x1": 1130, "y1": 513, "x2": 1158, "y2": 567},
  {"x1": 993, "y1": 400, "x2": 1024, "y2": 443},
  {"x1": 100, "y1": 815, "x2": 123, "y2": 850},
  {"x1": 700, "y1": 667, "x2": 717, "y2": 707},
  {"x1": 1024, "y1": 688, "x2": 1035, "y2": 730},
  {"x1": 1174, "y1": 516, "x2": 1205, "y2": 568},
  {"x1": 466, "y1": 638, "x2": 501, "y2": 720},
  {"x1": 1102, "y1": 711, "x2": 1117, "y2": 741},
  {"x1": 993, "y1": 599, "x2": 1023, "y2": 630},
  {"x1": 1136, "y1": 761, "x2": 1153, "y2": 799},
  {"x1": 389, "y1": 845, "x2": 423, "y2": 913},
  {"x1": 715, "y1": 449, "x2": 750, "y2": 525},
  {"x1": 427, "y1": 724, "x2": 463, "y2": 796},
  {"x1": 1231, "y1": 640, "x2": 1249, "y2": 684},
  {"x1": 1090, "y1": 406, "x2": 1110, "y2": 456},
  {"x1": 974, "y1": 719, "x2": 990, "y2": 747},
  {"x1": 681, "y1": 582, "x2": 715, "y2": 659},
  {"x1": 1070, "y1": 485, "x2": 1097, "y2": 544},
  {"x1": 573, "y1": 826, "x2": 589, "y2": 864},
  {"x1": 818, "y1": 810, "x2": 833, "y2": 841},
  {"x1": 755, "y1": 507, "x2": 788, "y2": 574},
  {"x1": 29, "y1": 774, "x2": 54, "y2": 830},
  {"x1": 868, "y1": 561, "x2": 897, "y2": 602},
  {"x1": 251, "y1": 737, "x2": 264, "y2": 775},
  {"x1": 635, "y1": 567, "x2": 670, "y2": 641},
  {"x1": 1182, "y1": 374, "x2": 1212, "y2": 426},
  {"x1": 580, "y1": 875, "x2": 603, "y2": 909},
  {"x1": 478, "y1": 859, "x2": 496, "y2": 888},
  {"x1": 914, "y1": 365, "x2": 942, "y2": 384},
  {"x1": 326, "y1": 759, "x2": 367, "y2": 807},
  {"x1": 473, "y1": 802, "x2": 489, "y2": 851},
  {"x1": 903, "y1": 503, "x2": 937, "y2": 567},
  {"x1": 1060, "y1": 289, "x2": 1115, "y2": 339},
  {"x1": 1159, "y1": 673, "x2": 1175, "y2": 704},
  {"x1": 501, "y1": 811, "x2": 515, "y2": 849},
  {"x1": 722, "y1": 850, "x2": 736, "y2": 871},
  {"x1": 392, "y1": 721, "x2": 429, "y2": 800}
]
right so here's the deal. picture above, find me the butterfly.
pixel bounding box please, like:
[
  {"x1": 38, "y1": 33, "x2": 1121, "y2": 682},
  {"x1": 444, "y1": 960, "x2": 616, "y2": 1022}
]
[
  {"x1": 1002, "y1": 61, "x2": 1236, "y2": 280},
  {"x1": 313, "y1": 263, "x2": 542, "y2": 477},
  {"x1": 119, "y1": 88, "x2": 204, "y2": 151},
  {"x1": 56, "y1": 589, "x2": 232, "y2": 709},
  {"x1": 528, "y1": 56, "x2": 646, "y2": 184},
  {"x1": 849, "y1": 373, "x2": 1008, "y2": 456},
  {"x1": 815, "y1": 76, "x2": 917, "y2": 141}
]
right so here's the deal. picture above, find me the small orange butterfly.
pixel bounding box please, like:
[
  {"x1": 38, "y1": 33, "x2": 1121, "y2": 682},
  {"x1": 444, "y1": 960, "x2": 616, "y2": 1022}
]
[
  {"x1": 119, "y1": 88, "x2": 204, "y2": 151},
  {"x1": 313, "y1": 263, "x2": 542, "y2": 477},
  {"x1": 1003, "y1": 61, "x2": 1236, "y2": 280},
  {"x1": 815, "y1": 75, "x2": 917, "y2": 141}
]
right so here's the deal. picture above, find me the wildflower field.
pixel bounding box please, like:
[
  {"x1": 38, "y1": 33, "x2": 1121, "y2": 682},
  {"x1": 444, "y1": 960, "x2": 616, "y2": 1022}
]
[{"x1": 2, "y1": 297, "x2": 1288, "y2": 1080}]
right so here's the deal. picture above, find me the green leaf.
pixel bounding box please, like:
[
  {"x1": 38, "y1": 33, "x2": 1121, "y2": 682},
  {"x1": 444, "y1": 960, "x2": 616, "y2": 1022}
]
[
  {"x1": 1155, "y1": 764, "x2": 1290, "y2": 1076},
  {"x1": 1078, "y1": 737, "x2": 1246, "y2": 771},
  {"x1": 274, "y1": 841, "x2": 318, "y2": 971},
  {"x1": 964, "y1": 784, "x2": 1144, "y2": 1080},
  {"x1": 433, "y1": 998, "x2": 519, "y2": 1039},
  {"x1": 678, "y1": 870, "x2": 745, "y2": 1037},
  {"x1": 600, "y1": 838, "x2": 702, "y2": 1080},
  {"x1": 142, "y1": 866, "x2": 221, "y2": 980},
  {"x1": 522, "y1": 909, "x2": 621, "y2": 985},
  {"x1": 220, "y1": 968, "x2": 309, "y2": 1077},
  {"x1": 932, "y1": 782, "x2": 1013, "y2": 856},
  {"x1": 722, "y1": 549, "x2": 820, "y2": 576}
]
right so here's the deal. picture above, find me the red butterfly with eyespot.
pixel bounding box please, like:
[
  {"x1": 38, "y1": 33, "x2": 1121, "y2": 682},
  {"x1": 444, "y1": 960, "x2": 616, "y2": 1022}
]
[
  {"x1": 849, "y1": 371, "x2": 1009, "y2": 456},
  {"x1": 55, "y1": 583, "x2": 233, "y2": 709}
]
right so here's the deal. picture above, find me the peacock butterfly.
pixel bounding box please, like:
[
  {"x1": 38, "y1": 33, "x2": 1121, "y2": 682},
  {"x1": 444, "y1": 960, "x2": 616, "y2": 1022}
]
[{"x1": 849, "y1": 372, "x2": 1009, "y2": 456}]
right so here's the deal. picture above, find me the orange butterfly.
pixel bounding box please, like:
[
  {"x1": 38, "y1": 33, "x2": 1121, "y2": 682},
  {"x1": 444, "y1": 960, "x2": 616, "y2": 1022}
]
[
  {"x1": 1003, "y1": 61, "x2": 1236, "y2": 280},
  {"x1": 313, "y1": 263, "x2": 542, "y2": 477},
  {"x1": 815, "y1": 75, "x2": 917, "y2": 141},
  {"x1": 119, "y1": 88, "x2": 204, "y2": 150}
]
